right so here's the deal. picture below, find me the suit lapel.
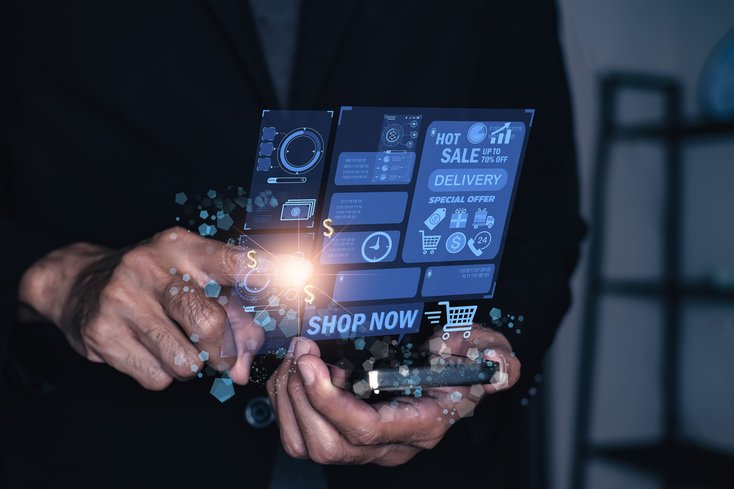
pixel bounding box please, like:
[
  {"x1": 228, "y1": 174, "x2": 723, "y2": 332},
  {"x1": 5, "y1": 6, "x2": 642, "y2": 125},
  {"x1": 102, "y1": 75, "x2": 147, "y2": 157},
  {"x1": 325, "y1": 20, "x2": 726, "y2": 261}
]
[
  {"x1": 205, "y1": 0, "x2": 278, "y2": 107},
  {"x1": 291, "y1": 0, "x2": 360, "y2": 107}
]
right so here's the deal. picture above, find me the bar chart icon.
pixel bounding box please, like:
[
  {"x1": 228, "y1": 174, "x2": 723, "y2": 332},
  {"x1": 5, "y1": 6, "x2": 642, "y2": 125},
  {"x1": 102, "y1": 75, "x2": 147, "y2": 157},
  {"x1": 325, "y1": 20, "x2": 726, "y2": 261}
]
[{"x1": 490, "y1": 122, "x2": 512, "y2": 144}]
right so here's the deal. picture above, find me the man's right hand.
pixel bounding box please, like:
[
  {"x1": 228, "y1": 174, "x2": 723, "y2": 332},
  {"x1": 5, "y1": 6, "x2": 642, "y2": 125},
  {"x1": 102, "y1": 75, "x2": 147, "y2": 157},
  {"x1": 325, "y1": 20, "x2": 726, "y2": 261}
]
[{"x1": 17, "y1": 227, "x2": 262, "y2": 390}]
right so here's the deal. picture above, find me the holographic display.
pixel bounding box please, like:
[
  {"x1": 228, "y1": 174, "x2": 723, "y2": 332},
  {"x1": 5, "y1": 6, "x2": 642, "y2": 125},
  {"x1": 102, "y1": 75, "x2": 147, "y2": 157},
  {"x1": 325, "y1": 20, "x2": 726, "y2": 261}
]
[{"x1": 240, "y1": 107, "x2": 533, "y2": 350}]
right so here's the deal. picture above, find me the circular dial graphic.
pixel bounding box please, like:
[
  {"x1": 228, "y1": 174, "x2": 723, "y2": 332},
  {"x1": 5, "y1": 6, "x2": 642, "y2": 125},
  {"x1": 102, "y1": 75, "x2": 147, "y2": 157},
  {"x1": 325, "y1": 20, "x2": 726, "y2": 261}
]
[
  {"x1": 235, "y1": 259, "x2": 275, "y2": 301},
  {"x1": 277, "y1": 127, "x2": 324, "y2": 174},
  {"x1": 382, "y1": 124, "x2": 404, "y2": 147},
  {"x1": 360, "y1": 231, "x2": 393, "y2": 263}
]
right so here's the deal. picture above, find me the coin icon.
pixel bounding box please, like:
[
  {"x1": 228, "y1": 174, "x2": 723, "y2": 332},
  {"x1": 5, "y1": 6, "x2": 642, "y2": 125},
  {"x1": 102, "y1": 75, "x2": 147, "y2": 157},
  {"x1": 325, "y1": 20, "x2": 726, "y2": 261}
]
[{"x1": 446, "y1": 232, "x2": 467, "y2": 254}]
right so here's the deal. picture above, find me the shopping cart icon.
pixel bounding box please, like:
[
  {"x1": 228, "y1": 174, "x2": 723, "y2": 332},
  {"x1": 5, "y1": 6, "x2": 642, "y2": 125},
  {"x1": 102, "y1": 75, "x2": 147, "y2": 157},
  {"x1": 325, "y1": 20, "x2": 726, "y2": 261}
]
[
  {"x1": 419, "y1": 229, "x2": 441, "y2": 254},
  {"x1": 438, "y1": 301, "x2": 477, "y2": 340}
]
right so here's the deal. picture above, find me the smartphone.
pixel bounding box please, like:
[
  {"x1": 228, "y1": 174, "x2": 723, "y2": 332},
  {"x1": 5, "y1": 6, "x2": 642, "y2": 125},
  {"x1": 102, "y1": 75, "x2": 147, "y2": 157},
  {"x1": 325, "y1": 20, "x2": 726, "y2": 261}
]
[{"x1": 354, "y1": 361, "x2": 499, "y2": 394}]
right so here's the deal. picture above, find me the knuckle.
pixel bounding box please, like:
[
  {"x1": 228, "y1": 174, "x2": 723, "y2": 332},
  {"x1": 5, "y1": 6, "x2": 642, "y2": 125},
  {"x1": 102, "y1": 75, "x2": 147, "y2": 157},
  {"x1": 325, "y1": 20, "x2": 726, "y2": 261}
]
[
  {"x1": 172, "y1": 356, "x2": 200, "y2": 379},
  {"x1": 121, "y1": 246, "x2": 156, "y2": 270},
  {"x1": 140, "y1": 371, "x2": 173, "y2": 391},
  {"x1": 99, "y1": 280, "x2": 130, "y2": 304},
  {"x1": 421, "y1": 435, "x2": 442, "y2": 450},
  {"x1": 345, "y1": 428, "x2": 381, "y2": 447},
  {"x1": 281, "y1": 437, "x2": 308, "y2": 460},
  {"x1": 309, "y1": 443, "x2": 339, "y2": 465},
  {"x1": 154, "y1": 226, "x2": 187, "y2": 244},
  {"x1": 188, "y1": 300, "x2": 226, "y2": 341},
  {"x1": 84, "y1": 318, "x2": 113, "y2": 342}
]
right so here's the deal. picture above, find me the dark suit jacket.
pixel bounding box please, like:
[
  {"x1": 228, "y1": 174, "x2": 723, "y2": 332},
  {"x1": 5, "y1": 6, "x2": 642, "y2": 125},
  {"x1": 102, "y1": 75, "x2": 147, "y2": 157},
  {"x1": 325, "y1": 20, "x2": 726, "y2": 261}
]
[{"x1": 0, "y1": 1, "x2": 585, "y2": 487}]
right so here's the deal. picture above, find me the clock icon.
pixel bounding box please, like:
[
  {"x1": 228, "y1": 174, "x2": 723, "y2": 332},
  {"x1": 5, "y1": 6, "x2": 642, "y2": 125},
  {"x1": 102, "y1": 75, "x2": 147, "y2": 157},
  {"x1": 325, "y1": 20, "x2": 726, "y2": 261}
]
[{"x1": 360, "y1": 231, "x2": 393, "y2": 263}]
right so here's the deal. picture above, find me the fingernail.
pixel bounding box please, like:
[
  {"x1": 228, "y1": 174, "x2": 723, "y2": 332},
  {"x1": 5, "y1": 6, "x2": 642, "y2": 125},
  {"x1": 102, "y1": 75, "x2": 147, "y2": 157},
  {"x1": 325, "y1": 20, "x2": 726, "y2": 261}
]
[
  {"x1": 298, "y1": 362, "x2": 315, "y2": 386},
  {"x1": 287, "y1": 337, "x2": 299, "y2": 355},
  {"x1": 294, "y1": 339, "x2": 310, "y2": 359}
]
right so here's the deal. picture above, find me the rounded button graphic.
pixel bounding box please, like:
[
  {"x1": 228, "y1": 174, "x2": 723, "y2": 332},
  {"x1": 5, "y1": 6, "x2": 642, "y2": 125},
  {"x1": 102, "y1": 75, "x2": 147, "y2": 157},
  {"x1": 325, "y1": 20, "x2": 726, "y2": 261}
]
[
  {"x1": 382, "y1": 124, "x2": 404, "y2": 146},
  {"x1": 278, "y1": 127, "x2": 324, "y2": 174},
  {"x1": 360, "y1": 231, "x2": 393, "y2": 263},
  {"x1": 446, "y1": 232, "x2": 467, "y2": 254},
  {"x1": 467, "y1": 123, "x2": 488, "y2": 144},
  {"x1": 245, "y1": 396, "x2": 275, "y2": 429}
]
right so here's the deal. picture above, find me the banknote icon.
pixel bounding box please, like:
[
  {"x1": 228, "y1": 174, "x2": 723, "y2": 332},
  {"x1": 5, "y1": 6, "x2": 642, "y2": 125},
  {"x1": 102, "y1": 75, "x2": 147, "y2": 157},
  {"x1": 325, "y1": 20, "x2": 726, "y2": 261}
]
[{"x1": 280, "y1": 199, "x2": 316, "y2": 221}]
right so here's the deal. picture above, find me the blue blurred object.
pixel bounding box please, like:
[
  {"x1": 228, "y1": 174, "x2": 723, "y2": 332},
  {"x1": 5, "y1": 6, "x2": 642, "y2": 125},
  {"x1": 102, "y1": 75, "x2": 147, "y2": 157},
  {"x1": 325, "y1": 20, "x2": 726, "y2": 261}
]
[{"x1": 699, "y1": 29, "x2": 734, "y2": 121}]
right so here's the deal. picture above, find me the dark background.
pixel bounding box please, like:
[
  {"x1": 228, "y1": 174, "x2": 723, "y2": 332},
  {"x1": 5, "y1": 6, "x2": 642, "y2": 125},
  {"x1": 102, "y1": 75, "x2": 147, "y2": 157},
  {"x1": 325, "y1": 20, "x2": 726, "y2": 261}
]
[{"x1": 1, "y1": 1, "x2": 733, "y2": 488}]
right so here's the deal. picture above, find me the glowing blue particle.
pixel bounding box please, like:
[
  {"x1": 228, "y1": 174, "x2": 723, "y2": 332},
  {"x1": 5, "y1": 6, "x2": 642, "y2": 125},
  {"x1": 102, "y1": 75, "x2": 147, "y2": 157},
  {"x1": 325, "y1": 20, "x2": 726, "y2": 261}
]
[
  {"x1": 490, "y1": 307, "x2": 502, "y2": 320},
  {"x1": 519, "y1": 315, "x2": 525, "y2": 322},
  {"x1": 199, "y1": 210, "x2": 209, "y2": 219},
  {"x1": 198, "y1": 223, "x2": 217, "y2": 237},
  {"x1": 197, "y1": 372, "x2": 203, "y2": 378},
  {"x1": 354, "y1": 338, "x2": 366, "y2": 350},
  {"x1": 216, "y1": 213, "x2": 234, "y2": 231},
  {"x1": 204, "y1": 280, "x2": 221, "y2": 298},
  {"x1": 175, "y1": 192, "x2": 188, "y2": 205},
  {"x1": 182, "y1": 274, "x2": 190, "y2": 282},
  {"x1": 169, "y1": 267, "x2": 177, "y2": 275},
  {"x1": 207, "y1": 189, "x2": 217, "y2": 199},
  {"x1": 198, "y1": 350, "x2": 210, "y2": 362},
  {"x1": 190, "y1": 334, "x2": 200, "y2": 343},
  {"x1": 218, "y1": 296, "x2": 228, "y2": 305},
  {"x1": 210, "y1": 377, "x2": 235, "y2": 403},
  {"x1": 191, "y1": 364, "x2": 199, "y2": 372}
]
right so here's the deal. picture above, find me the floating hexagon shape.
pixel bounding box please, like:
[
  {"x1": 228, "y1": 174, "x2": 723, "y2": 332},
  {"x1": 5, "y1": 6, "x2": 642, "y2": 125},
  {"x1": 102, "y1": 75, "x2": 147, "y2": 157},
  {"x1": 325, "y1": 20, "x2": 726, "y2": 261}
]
[
  {"x1": 204, "y1": 280, "x2": 221, "y2": 298},
  {"x1": 489, "y1": 307, "x2": 502, "y2": 321},
  {"x1": 210, "y1": 377, "x2": 235, "y2": 403}
]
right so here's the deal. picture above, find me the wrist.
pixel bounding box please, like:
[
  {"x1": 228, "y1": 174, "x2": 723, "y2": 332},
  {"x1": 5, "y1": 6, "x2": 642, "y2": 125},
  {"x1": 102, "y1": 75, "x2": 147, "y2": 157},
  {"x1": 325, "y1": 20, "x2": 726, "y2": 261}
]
[{"x1": 18, "y1": 242, "x2": 108, "y2": 325}]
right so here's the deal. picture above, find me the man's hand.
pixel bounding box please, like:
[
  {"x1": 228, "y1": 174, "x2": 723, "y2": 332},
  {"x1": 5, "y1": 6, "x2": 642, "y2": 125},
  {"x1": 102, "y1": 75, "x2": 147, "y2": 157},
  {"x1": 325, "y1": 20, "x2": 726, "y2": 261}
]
[
  {"x1": 18, "y1": 227, "x2": 263, "y2": 390},
  {"x1": 266, "y1": 328, "x2": 520, "y2": 466}
]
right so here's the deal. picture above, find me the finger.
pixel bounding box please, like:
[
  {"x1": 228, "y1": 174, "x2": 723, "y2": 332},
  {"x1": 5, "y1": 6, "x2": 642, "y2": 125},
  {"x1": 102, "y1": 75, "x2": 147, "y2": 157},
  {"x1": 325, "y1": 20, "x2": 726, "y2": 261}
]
[
  {"x1": 179, "y1": 235, "x2": 250, "y2": 287},
  {"x1": 288, "y1": 347, "x2": 374, "y2": 465},
  {"x1": 160, "y1": 283, "x2": 234, "y2": 371},
  {"x1": 267, "y1": 339, "x2": 307, "y2": 459},
  {"x1": 95, "y1": 330, "x2": 174, "y2": 391},
  {"x1": 481, "y1": 344, "x2": 521, "y2": 394},
  {"x1": 125, "y1": 298, "x2": 204, "y2": 380},
  {"x1": 225, "y1": 292, "x2": 265, "y2": 385}
]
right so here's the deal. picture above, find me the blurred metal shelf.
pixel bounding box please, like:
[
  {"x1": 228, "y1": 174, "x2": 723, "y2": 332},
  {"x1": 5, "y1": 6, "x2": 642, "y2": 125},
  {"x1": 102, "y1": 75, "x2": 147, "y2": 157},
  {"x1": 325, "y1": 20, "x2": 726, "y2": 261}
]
[
  {"x1": 595, "y1": 279, "x2": 734, "y2": 303},
  {"x1": 570, "y1": 73, "x2": 734, "y2": 489},
  {"x1": 587, "y1": 441, "x2": 734, "y2": 487},
  {"x1": 613, "y1": 120, "x2": 734, "y2": 141}
]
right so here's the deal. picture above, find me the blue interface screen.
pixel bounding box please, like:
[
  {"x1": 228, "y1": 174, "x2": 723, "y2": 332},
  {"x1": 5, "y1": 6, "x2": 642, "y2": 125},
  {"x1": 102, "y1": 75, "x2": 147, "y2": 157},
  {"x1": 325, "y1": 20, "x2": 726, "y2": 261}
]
[{"x1": 240, "y1": 107, "x2": 533, "y2": 348}]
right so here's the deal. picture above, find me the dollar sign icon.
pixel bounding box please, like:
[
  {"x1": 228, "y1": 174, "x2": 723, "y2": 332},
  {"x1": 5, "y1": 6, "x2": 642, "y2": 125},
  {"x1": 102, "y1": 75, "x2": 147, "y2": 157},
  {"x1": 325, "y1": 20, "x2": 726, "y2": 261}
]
[
  {"x1": 446, "y1": 232, "x2": 467, "y2": 254},
  {"x1": 304, "y1": 284, "x2": 315, "y2": 304},
  {"x1": 246, "y1": 249, "x2": 258, "y2": 269},
  {"x1": 322, "y1": 218, "x2": 334, "y2": 238}
]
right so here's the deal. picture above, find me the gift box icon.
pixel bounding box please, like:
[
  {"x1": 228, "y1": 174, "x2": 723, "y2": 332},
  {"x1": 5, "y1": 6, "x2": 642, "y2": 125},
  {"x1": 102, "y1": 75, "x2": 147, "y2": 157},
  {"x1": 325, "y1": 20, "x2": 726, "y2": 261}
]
[
  {"x1": 472, "y1": 208, "x2": 488, "y2": 228},
  {"x1": 450, "y1": 208, "x2": 468, "y2": 228}
]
